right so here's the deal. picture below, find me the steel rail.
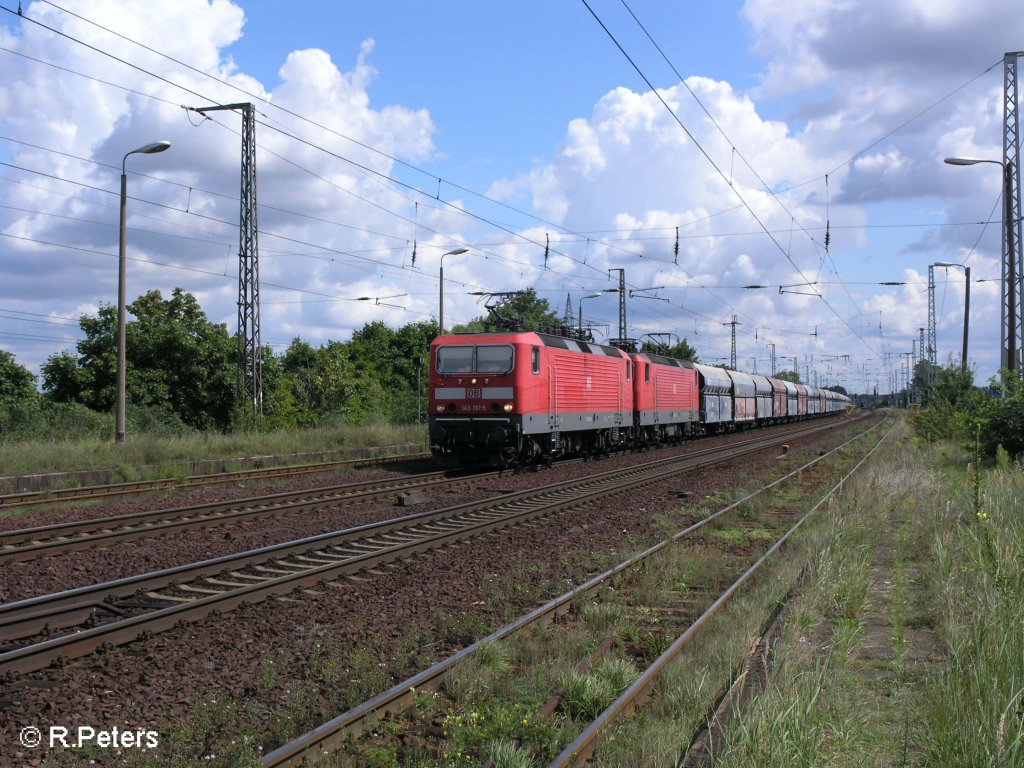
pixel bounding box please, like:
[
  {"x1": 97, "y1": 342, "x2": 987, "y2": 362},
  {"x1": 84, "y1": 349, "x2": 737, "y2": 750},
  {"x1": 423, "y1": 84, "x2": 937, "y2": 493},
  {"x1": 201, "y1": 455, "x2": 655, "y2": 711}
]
[
  {"x1": 0, "y1": 420, "x2": 853, "y2": 676},
  {"x1": 0, "y1": 419, "x2": 850, "y2": 631},
  {"x1": 0, "y1": 468, "x2": 477, "y2": 562},
  {"x1": 548, "y1": 420, "x2": 896, "y2": 766},
  {"x1": 259, "y1": 417, "x2": 888, "y2": 767},
  {"x1": 0, "y1": 450, "x2": 430, "y2": 510},
  {"x1": 0, "y1": 418, "x2": 846, "y2": 630},
  {"x1": 0, "y1": 419, "x2": 850, "y2": 561}
]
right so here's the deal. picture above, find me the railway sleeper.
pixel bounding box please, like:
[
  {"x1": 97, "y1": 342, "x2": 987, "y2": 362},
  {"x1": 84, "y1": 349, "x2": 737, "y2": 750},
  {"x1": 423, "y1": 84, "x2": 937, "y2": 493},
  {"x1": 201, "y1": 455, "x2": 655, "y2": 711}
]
[
  {"x1": 329, "y1": 547, "x2": 374, "y2": 557},
  {"x1": 204, "y1": 577, "x2": 259, "y2": 588},
  {"x1": 144, "y1": 592, "x2": 193, "y2": 604},
  {"x1": 292, "y1": 554, "x2": 345, "y2": 566},
  {"x1": 175, "y1": 584, "x2": 224, "y2": 596},
  {"x1": 333, "y1": 542, "x2": 382, "y2": 552},
  {"x1": 253, "y1": 565, "x2": 304, "y2": 576}
]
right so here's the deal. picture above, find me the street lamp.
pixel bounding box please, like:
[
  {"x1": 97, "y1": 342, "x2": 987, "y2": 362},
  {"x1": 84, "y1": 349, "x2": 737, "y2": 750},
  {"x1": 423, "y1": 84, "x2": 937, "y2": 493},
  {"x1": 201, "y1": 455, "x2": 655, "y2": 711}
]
[
  {"x1": 933, "y1": 261, "x2": 971, "y2": 373},
  {"x1": 578, "y1": 293, "x2": 603, "y2": 336},
  {"x1": 944, "y1": 157, "x2": 1017, "y2": 375},
  {"x1": 438, "y1": 247, "x2": 468, "y2": 335},
  {"x1": 117, "y1": 140, "x2": 171, "y2": 444}
]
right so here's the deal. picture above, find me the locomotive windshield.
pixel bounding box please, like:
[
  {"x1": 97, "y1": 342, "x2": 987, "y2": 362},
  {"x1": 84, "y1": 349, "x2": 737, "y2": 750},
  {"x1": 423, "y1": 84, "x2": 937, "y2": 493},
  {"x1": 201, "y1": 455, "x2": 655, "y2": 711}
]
[{"x1": 436, "y1": 344, "x2": 514, "y2": 375}]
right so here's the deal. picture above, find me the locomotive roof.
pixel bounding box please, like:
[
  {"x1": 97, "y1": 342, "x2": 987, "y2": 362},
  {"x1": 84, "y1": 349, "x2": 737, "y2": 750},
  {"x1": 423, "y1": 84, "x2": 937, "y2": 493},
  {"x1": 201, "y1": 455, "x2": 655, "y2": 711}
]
[
  {"x1": 433, "y1": 331, "x2": 627, "y2": 359},
  {"x1": 637, "y1": 351, "x2": 696, "y2": 369},
  {"x1": 537, "y1": 333, "x2": 626, "y2": 358}
]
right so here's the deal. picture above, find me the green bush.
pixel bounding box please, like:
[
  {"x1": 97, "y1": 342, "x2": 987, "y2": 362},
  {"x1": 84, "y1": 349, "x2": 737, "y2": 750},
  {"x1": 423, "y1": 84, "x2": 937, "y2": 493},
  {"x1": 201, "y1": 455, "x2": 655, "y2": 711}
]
[
  {"x1": 127, "y1": 404, "x2": 195, "y2": 438},
  {"x1": 0, "y1": 398, "x2": 113, "y2": 443},
  {"x1": 911, "y1": 367, "x2": 1024, "y2": 462}
]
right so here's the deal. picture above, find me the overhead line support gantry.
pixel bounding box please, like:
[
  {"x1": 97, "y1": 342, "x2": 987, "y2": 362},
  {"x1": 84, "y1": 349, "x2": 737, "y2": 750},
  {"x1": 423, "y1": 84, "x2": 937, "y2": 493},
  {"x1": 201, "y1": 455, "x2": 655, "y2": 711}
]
[{"x1": 188, "y1": 102, "x2": 263, "y2": 416}]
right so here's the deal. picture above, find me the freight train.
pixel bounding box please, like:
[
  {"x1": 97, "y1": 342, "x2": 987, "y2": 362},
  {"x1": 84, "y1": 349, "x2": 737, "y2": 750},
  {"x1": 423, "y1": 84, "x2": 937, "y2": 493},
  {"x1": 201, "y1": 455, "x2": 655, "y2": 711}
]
[{"x1": 427, "y1": 330, "x2": 851, "y2": 466}]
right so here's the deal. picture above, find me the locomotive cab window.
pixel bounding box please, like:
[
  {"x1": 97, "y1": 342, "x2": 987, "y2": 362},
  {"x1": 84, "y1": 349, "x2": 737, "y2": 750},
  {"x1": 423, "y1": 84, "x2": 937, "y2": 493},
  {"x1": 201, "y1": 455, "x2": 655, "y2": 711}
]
[
  {"x1": 436, "y1": 346, "x2": 474, "y2": 374},
  {"x1": 645, "y1": 363, "x2": 650, "y2": 383},
  {"x1": 531, "y1": 347, "x2": 540, "y2": 374},
  {"x1": 436, "y1": 344, "x2": 513, "y2": 375},
  {"x1": 476, "y1": 344, "x2": 514, "y2": 374}
]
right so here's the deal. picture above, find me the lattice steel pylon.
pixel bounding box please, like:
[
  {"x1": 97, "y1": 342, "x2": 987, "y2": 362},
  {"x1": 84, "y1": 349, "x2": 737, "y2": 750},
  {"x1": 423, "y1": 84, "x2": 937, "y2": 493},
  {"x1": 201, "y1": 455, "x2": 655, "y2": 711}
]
[
  {"x1": 192, "y1": 102, "x2": 262, "y2": 415},
  {"x1": 1003, "y1": 52, "x2": 1024, "y2": 374},
  {"x1": 927, "y1": 265, "x2": 937, "y2": 367},
  {"x1": 607, "y1": 268, "x2": 636, "y2": 350},
  {"x1": 722, "y1": 315, "x2": 739, "y2": 370}
]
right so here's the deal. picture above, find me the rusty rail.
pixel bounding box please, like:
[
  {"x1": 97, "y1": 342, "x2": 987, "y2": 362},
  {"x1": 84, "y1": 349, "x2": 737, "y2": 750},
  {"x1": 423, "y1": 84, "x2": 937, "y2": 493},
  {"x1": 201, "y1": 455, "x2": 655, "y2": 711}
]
[
  {"x1": 259, "y1": 418, "x2": 888, "y2": 767},
  {"x1": 0, "y1": 420, "x2": 851, "y2": 677}
]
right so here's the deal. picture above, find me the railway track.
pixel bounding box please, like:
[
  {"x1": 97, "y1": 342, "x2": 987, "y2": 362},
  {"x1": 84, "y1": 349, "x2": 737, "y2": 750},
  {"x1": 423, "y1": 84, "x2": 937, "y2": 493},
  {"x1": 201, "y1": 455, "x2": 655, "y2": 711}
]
[
  {"x1": 0, "y1": 450, "x2": 430, "y2": 511},
  {"x1": 0, "y1": 467, "x2": 482, "y2": 563},
  {"x1": 258, "y1": 417, "x2": 892, "y2": 767},
  {"x1": 0, "y1": 418, "x2": 851, "y2": 563},
  {"x1": 0, "y1": 419, "x2": 853, "y2": 677}
]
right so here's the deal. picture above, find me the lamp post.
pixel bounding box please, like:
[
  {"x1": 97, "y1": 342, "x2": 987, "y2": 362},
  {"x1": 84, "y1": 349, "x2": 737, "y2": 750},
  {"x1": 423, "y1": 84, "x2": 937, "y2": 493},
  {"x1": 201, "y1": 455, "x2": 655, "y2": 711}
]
[
  {"x1": 944, "y1": 157, "x2": 1017, "y2": 375},
  {"x1": 438, "y1": 247, "x2": 468, "y2": 336},
  {"x1": 578, "y1": 293, "x2": 603, "y2": 336},
  {"x1": 933, "y1": 261, "x2": 971, "y2": 373},
  {"x1": 117, "y1": 140, "x2": 171, "y2": 444}
]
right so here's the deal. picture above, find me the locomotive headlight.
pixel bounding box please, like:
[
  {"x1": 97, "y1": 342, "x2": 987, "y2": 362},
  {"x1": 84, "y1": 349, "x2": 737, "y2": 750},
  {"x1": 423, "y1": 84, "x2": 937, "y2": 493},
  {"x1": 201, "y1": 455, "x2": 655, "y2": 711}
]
[
  {"x1": 471, "y1": 377, "x2": 478, "y2": 385},
  {"x1": 436, "y1": 404, "x2": 444, "y2": 412},
  {"x1": 503, "y1": 403, "x2": 513, "y2": 412}
]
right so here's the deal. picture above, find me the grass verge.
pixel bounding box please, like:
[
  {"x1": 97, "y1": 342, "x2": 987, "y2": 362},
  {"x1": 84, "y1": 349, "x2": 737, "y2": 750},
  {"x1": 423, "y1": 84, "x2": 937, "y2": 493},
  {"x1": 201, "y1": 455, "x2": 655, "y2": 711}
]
[
  {"x1": 0, "y1": 422, "x2": 425, "y2": 481},
  {"x1": 704, "y1": 427, "x2": 1024, "y2": 767}
]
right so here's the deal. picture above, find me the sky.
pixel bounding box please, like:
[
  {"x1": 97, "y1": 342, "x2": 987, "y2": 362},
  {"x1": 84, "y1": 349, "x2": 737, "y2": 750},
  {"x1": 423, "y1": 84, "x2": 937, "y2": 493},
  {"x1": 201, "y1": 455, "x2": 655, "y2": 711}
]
[{"x1": 1, "y1": 0, "x2": 1023, "y2": 395}]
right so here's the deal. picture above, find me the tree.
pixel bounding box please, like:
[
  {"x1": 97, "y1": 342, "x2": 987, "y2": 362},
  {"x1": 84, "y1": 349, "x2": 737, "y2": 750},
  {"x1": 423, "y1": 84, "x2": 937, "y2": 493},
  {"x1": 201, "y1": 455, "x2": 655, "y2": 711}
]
[
  {"x1": 40, "y1": 351, "x2": 85, "y2": 404},
  {"x1": 773, "y1": 370, "x2": 802, "y2": 384},
  {"x1": 41, "y1": 289, "x2": 236, "y2": 430},
  {"x1": 0, "y1": 350, "x2": 39, "y2": 437},
  {"x1": 910, "y1": 359, "x2": 944, "y2": 406},
  {"x1": 259, "y1": 347, "x2": 310, "y2": 431},
  {"x1": 127, "y1": 289, "x2": 236, "y2": 429},
  {"x1": 275, "y1": 320, "x2": 439, "y2": 427},
  {"x1": 910, "y1": 363, "x2": 1022, "y2": 459},
  {"x1": 42, "y1": 304, "x2": 119, "y2": 411},
  {"x1": 0, "y1": 350, "x2": 37, "y2": 403},
  {"x1": 641, "y1": 338, "x2": 699, "y2": 362},
  {"x1": 975, "y1": 370, "x2": 1024, "y2": 459},
  {"x1": 279, "y1": 337, "x2": 320, "y2": 426},
  {"x1": 0, "y1": 350, "x2": 41, "y2": 442}
]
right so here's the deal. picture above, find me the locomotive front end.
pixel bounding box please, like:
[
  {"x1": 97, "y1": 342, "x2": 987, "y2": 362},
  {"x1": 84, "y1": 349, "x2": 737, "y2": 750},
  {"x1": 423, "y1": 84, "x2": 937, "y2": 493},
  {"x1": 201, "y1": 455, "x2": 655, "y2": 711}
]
[{"x1": 428, "y1": 336, "x2": 523, "y2": 466}]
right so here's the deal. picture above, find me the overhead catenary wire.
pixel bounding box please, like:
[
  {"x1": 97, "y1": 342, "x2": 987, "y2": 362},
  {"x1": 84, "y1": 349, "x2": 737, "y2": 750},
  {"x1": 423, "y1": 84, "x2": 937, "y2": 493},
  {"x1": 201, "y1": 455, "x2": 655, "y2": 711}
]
[
  {"x1": 0, "y1": 43, "x2": 610, "y2": 314},
  {"x1": 578, "y1": 0, "x2": 890, "y2": 360},
  {"x1": 1, "y1": 3, "x2": 987, "y2": 300},
  {"x1": 9, "y1": 1, "x2": 651, "y2": 275},
  {"x1": 0, "y1": 1, "x2": 1006, "y2": 377}
]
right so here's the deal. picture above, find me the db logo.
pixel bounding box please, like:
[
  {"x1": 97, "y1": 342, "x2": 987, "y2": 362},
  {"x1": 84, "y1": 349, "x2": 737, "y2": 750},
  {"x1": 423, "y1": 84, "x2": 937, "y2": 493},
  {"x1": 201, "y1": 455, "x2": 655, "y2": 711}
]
[{"x1": 467, "y1": 388, "x2": 482, "y2": 398}]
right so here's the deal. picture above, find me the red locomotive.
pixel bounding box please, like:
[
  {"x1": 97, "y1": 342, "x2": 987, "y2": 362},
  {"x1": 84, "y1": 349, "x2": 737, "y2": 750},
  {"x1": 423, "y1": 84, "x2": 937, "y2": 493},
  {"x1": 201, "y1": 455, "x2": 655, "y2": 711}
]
[
  {"x1": 429, "y1": 331, "x2": 633, "y2": 465},
  {"x1": 429, "y1": 331, "x2": 851, "y2": 466},
  {"x1": 630, "y1": 350, "x2": 700, "y2": 442}
]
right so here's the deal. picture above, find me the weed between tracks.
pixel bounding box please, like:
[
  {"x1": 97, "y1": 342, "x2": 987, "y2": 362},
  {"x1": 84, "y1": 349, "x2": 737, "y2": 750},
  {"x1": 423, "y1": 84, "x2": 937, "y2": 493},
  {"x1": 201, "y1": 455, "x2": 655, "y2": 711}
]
[
  {"x1": 673, "y1": 426, "x2": 1024, "y2": 768},
  {"x1": 38, "y1": 420, "x2": 924, "y2": 768},
  {"x1": 320, "y1": 428, "x2": 874, "y2": 767}
]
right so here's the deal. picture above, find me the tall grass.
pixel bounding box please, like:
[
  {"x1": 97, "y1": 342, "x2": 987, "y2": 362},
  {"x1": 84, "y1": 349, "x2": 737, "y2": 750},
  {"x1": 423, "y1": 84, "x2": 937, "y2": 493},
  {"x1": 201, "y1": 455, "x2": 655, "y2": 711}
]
[
  {"x1": 0, "y1": 422, "x2": 425, "y2": 479},
  {"x1": 925, "y1": 463, "x2": 1024, "y2": 767},
  {"x1": 705, "y1": 430, "x2": 1024, "y2": 767}
]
